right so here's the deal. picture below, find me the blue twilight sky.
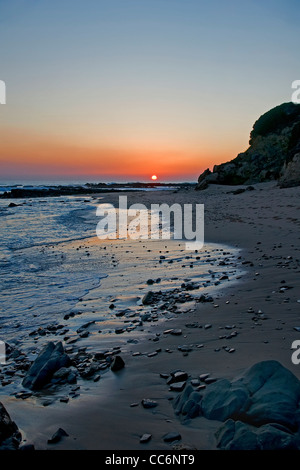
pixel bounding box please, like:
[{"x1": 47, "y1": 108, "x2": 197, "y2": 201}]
[{"x1": 0, "y1": 0, "x2": 299, "y2": 181}]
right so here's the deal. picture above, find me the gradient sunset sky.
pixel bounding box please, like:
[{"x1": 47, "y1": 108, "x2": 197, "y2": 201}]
[{"x1": 0, "y1": 0, "x2": 299, "y2": 182}]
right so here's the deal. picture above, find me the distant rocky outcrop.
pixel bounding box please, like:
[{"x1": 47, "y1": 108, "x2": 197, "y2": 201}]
[
  {"x1": 196, "y1": 102, "x2": 300, "y2": 190},
  {"x1": 279, "y1": 153, "x2": 300, "y2": 188}
]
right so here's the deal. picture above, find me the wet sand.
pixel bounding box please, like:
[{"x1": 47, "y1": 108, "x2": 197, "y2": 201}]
[{"x1": 1, "y1": 181, "x2": 300, "y2": 450}]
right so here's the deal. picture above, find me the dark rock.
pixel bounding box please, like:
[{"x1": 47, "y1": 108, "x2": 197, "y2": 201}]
[
  {"x1": 216, "y1": 419, "x2": 300, "y2": 450},
  {"x1": 15, "y1": 391, "x2": 32, "y2": 400},
  {"x1": 142, "y1": 291, "x2": 154, "y2": 305},
  {"x1": 19, "y1": 444, "x2": 35, "y2": 451},
  {"x1": 163, "y1": 432, "x2": 181, "y2": 443},
  {"x1": 47, "y1": 427, "x2": 69, "y2": 444},
  {"x1": 191, "y1": 379, "x2": 200, "y2": 386},
  {"x1": 181, "y1": 392, "x2": 202, "y2": 419},
  {"x1": 169, "y1": 381, "x2": 186, "y2": 392},
  {"x1": 279, "y1": 152, "x2": 300, "y2": 188},
  {"x1": 199, "y1": 373, "x2": 210, "y2": 382},
  {"x1": 59, "y1": 397, "x2": 69, "y2": 403},
  {"x1": 76, "y1": 321, "x2": 95, "y2": 334},
  {"x1": 163, "y1": 329, "x2": 174, "y2": 334},
  {"x1": 215, "y1": 420, "x2": 259, "y2": 450},
  {"x1": 141, "y1": 313, "x2": 151, "y2": 322},
  {"x1": 198, "y1": 295, "x2": 213, "y2": 303},
  {"x1": 173, "y1": 385, "x2": 202, "y2": 417},
  {"x1": 195, "y1": 169, "x2": 211, "y2": 191},
  {"x1": 233, "y1": 360, "x2": 300, "y2": 428},
  {"x1": 67, "y1": 371, "x2": 77, "y2": 384},
  {"x1": 0, "y1": 402, "x2": 21, "y2": 449},
  {"x1": 170, "y1": 329, "x2": 182, "y2": 336},
  {"x1": 204, "y1": 377, "x2": 218, "y2": 384},
  {"x1": 228, "y1": 188, "x2": 246, "y2": 195},
  {"x1": 196, "y1": 102, "x2": 300, "y2": 189},
  {"x1": 175, "y1": 360, "x2": 300, "y2": 432},
  {"x1": 140, "y1": 433, "x2": 152, "y2": 443},
  {"x1": 79, "y1": 331, "x2": 89, "y2": 338},
  {"x1": 115, "y1": 309, "x2": 128, "y2": 317},
  {"x1": 115, "y1": 328, "x2": 125, "y2": 334},
  {"x1": 167, "y1": 371, "x2": 188, "y2": 385},
  {"x1": 147, "y1": 352, "x2": 158, "y2": 357},
  {"x1": 22, "y1": 342, "x2": 71, "y2": 390},
  {"x1": 178, "y1": 345, "x2": 192, "y2": 352},
  {"x1": 160, "y1": 373, "x2": 170, "y2": 379},
  {"x1": 110, "y1": 355, "x2": 125, "y2": 372},
  {"x1": 80, "y1": 363, "x2": 100, "y2": 379},
  {"x1": 0, "y1": 436, "x2": 22, "y2": 450},
  {"x1": 94, "y1": 350, "x2": 109, "y2": 360},
  {"x1": 201, "y1": 379, "x2": 249, "y2": 421},
  {"x1": 141, "y1": 399, "x2": 158, "y2": 409},
  {"x1": 42, "y1": 400, "x2": 54, "y2": 407},
  {"x1": 52, "y1": 367, "x2": 71, "y2": 380}
]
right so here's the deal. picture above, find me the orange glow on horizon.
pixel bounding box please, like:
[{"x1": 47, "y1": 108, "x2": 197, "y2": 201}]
[{"x1": 0, "y1": 127, "x2": 246, "y2": 181}]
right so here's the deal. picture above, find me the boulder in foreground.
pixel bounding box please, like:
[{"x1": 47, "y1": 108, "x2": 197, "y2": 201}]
[
  {"x1": 174, "y1": 360, "x2": 300, "y2": 429},
  {"x1": 216, "y1": 419, "x2": 300, "y2": 450}
]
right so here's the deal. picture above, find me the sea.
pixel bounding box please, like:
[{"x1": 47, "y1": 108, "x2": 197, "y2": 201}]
[{"x1": 0, "y1": 180, "x2": 243, "y2": 354}]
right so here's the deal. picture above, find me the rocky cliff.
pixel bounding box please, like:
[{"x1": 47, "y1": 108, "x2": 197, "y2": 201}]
[{"x1": 196, "y1": 102, "x2": 300, "y2": 190}]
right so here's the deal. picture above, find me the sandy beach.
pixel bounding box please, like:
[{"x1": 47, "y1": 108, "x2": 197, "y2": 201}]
[
  {"x1": 2, "y1": 0, "x2": 300, "y2": 455},
  {"x1": 1, "y1": 181, "x2": 300, "y2": 450}
]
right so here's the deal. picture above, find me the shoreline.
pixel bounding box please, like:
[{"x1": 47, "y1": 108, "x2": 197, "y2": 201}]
[{"x1": 1, "y1": 182, "x2": 300, "y2": 449}]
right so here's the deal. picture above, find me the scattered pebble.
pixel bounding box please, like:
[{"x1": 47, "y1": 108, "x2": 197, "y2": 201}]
[
  {"x1": 169, "y1": 381, "x2": 186, "y2": 392},
  {"x1": 204, "y1": 377, "x2": 217, "y2": 384},
  {"x1": 47, "y1": 428, "x2": 69, "y2": 444},
  {"x1": 199, "y1": 373, "x2": 210, "y2": 382},
  {"x1": 59, "y1": 397, "x2": 69, "y2": 403},
  {"x1": 163, "y1": 432, "x2": 181, "y2": 443},
  {"x1": 140, "y1": 433, "x2": 152, "y2": 444},
  {"x1": 141, "y1": 399, "x2": 158, "y2": 409},
  {"x1": 111, "y1": 355, "x2": 125, "y2": 372},
  {"x1": 171, "y1": 329, "x2": 182, "y2": 336}
]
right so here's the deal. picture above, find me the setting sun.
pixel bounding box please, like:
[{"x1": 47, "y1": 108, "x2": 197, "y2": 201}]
[{"x1": 151, "y1": 175, "x2": 158, "y2": 181}]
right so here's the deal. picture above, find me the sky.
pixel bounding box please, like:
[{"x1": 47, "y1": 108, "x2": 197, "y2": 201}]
[{"x1": 0, "y1": 0, "x2": 299, "y2": 182}]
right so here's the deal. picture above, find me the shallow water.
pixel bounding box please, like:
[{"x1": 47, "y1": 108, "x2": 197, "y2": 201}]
[{"x1": 0, "y1": 195, "x2": 243, "y2": 354}]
